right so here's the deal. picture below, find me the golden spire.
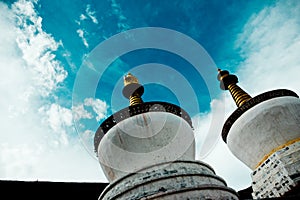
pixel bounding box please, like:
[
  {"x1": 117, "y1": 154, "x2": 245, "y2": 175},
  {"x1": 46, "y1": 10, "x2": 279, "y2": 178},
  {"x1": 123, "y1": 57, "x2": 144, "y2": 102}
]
[
  {"x1": 217, "y1": 69, "x2": 252, "y2": 107},
  {"x1": 122, "y1": 73, "x2": 144, "y2": 106}
]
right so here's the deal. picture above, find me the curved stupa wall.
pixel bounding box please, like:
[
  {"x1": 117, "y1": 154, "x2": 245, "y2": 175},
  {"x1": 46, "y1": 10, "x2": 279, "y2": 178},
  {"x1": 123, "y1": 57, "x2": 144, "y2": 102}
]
[{"x1": 97, "y1": 111, "x2": 195, "y2": 182}]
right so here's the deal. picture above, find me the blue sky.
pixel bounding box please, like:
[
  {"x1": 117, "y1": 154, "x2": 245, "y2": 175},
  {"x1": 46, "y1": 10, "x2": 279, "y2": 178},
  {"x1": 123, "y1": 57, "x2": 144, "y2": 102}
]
[{"x1": 1, "y1": 0, "x2": 300, "y2": 191}]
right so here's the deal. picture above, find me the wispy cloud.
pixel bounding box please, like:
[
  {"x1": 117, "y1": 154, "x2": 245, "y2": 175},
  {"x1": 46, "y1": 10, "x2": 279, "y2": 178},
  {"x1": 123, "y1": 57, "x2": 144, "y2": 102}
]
[
  {"x1": 193, "y1": 94, "x2": 252, "y2": 190},
  {"x1": 13, "y1": 0, "x2": 67, "y2": 97},
  {"x1": 72, "y1": 104, "x2": 93, "y2": 121},
  {"x1": 76, "y1": 29, "x2": 89, "y2": 48},
  {"x1": 84, "y1": 98, "x2": 108, "y2": 121},
  {"x1": 235, "y1": 0, "x2": 300, "y2": 95},
  {"x1": 86, "y1": 4, "x2": 98, "y2": 24},
  {"x1": 77, "y1": 4, "x2": 98, "y2": 25},
  {"x1": 110, "y1": 0, "x2": 130, "y2": 32},
  {"x1": 79, "y1": 14, "x2": 87, "y2": 21},
  {"x1": 38, "y1": 103, "x2": 73, "y2": 145},
  {"x1": 75, "y1": 4, "x2": 99, "y2": 48},
  {"x1": 0, "y1": 0, "x2": 107, "y2": 182}
]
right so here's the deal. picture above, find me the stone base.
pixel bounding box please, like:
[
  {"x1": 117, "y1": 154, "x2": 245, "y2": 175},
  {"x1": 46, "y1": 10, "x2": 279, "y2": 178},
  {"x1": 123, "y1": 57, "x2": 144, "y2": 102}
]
[{"x1": 99, "y1": 160, "x2": 238, "y2": 200}]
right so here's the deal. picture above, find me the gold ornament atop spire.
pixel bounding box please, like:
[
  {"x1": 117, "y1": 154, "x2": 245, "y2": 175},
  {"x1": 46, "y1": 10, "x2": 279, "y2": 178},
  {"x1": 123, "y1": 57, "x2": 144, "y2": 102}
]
[
  {"x1": 122, "y1": 73, "x2": 144, "y2": 106},
  {"x1": 124, "y1": 73, "x2": 139, "y2": 86},
  {"x1": 217, "y1": 69, "x2": 252, "y2": 107}
]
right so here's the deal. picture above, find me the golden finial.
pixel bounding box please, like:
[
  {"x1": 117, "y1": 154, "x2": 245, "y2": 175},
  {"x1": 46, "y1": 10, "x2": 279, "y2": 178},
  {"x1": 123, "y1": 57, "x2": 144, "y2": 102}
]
[
  {"x1": 217, "y1": 69, "x2": 252, "y2": 107},
  {"x1": 122, "y1": 73, "x2": 144, "y2": 106},
  {"x1": 124, "y1": 73, "x2": 139, "y2": 87}
]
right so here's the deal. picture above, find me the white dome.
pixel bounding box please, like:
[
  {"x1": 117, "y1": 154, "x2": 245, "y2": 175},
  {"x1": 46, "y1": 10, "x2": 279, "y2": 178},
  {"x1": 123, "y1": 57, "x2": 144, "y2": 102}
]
[
  {"x1": 97, "y1": 112, "x2": 195, "y2": 182},
  {"x1": 227, "y1": 96, "x2": 300, "y2": 170}
]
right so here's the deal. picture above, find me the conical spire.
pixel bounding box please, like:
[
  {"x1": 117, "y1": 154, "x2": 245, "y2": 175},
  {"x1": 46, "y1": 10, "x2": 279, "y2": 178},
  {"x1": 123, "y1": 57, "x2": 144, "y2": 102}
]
[
  {"x1": 122, "y1": 73, "x2": 144, "y2": 106},
  {"x1": 217, "y1": 69, "x2": 252, "y2": 107}
]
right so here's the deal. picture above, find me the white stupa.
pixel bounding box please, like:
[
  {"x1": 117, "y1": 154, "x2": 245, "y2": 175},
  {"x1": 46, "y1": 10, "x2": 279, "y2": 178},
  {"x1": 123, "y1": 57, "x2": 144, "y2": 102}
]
[
  {"x1": 218, "y1": 69, "x2": 300, "y2": 199},
  {"x1": 94, "y1": 73, "x2": 239, "y2": 199}
]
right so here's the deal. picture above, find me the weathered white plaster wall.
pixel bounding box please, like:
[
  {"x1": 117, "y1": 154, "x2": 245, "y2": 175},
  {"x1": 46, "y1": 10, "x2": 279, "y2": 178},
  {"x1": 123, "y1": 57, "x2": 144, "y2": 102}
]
[
  {"x1": 227, "y1": 96, "x2": 300, "y2": 170},
  {"x1": 97, "y1": 112, "x2": 195, "y2": 182},
  {"x1": 99, "y1": 161, "x2": 239, "y2": 200}
]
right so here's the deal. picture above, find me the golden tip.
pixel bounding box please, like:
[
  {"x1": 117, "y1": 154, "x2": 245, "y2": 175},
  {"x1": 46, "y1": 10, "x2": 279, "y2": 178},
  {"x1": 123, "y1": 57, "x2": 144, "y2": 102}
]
[{"x1": 123, "y1": 73, "x2": 139, "y2": 86}]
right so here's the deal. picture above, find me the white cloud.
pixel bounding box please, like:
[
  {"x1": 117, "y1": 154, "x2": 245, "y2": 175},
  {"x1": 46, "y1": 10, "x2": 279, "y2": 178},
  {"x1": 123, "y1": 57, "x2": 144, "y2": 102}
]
[
  {"x1": 47, "y1": 104, "x2": 73, "y2": 129},
  {"x1": 77, "y1": 29, "x2": 89, "y2": 48},
  {"x1": 13, "y1": 0, "x2": 67, "y2": 97},
  {"x1": 72, "y1": 98, "x2": 108, "y2": 122},
  {"x1": 75, "y1": 4, "x2": 98, "y2": 48},
  {"x1": 86, "y1": 4, "x2": 98, "y2": 24},
  {"x1": 110, "y1": 0, "x2": 130, "y2": 32},
  {"x1": 84, "y1": 98, "x2": 108, "y2": 121},
  {"x1": 72, "y1": 104, "x2": 93, "y2": 121},
  {"x1": 193, "y1": 94, "x2": 252, "y2": 190},
  {"x1": 235, "y1": 0, "x2": 300, "y2": 95},
  {"x1": 38, "y1": 103, "x2": 73, "y2": 145},
  {"x1": 0, "y1": 142, "x2": 104, "y2": 182},
  {"x1": 79, "y1": 14, "x2": 87, "y2": 21},
  {"x1": 77, "y1": 5, "x2": 98, "y2": 25},
  {"x1": 203, "y1": 139, "x2": 252, "y2": 190},
  {"x1": 194, "y1": 95, "x2": 235, "y2": 159},
  {"x1": 0, "y1": 0, "x2": 107, "y2": 182}
]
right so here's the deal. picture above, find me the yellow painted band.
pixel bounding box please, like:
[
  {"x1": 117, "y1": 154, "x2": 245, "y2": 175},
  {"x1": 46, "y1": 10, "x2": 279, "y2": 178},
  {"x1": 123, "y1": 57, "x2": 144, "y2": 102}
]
[{"x1": 255, "y1": 137, "x2": 300, "y2": 169}]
